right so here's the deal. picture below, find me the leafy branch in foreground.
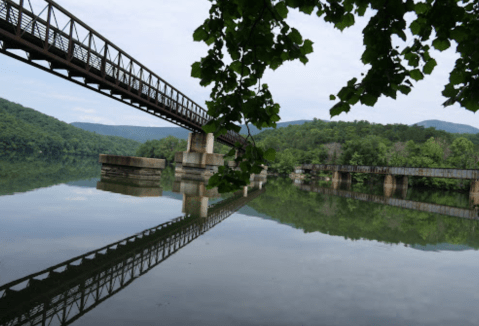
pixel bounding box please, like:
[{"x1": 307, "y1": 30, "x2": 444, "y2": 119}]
[{"x1": 192, "y1": 0, "x2": 479, "y2": 192}]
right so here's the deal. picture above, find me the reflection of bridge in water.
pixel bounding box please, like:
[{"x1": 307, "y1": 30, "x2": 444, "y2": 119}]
[
  {"x1": 295, "y1": 183, "x2": 479, "y2": 220},
  {"x1": 0, "y1": 186, "x2": 264, "y2": 326}
]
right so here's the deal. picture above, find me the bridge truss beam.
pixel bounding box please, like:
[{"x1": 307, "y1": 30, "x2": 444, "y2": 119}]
[{"x1": 0, "y1": 0, "x2": 245, "y2": 147}]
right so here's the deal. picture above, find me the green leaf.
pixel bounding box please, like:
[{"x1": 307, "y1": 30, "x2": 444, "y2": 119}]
[
  {"x1": 450, "y1": 27, "x2": 468, "y2": 43},
  {"x1": 450, "y1": 70, "x2": 464, "y2": 85},
  {"x1": 264, "y1": 148, "x2": 276, "y2": 161},
  {"x1": 330, "y1": 102, "x2": 350, "y2": 117},
  {"x1": 330, "y1": 94, "x2": 336, "y2": 101},
  {"x1": 275, "y1": 2, "x2": 288, "y2": 19},
  {"x1": 360, "y1": 94, "x2": 378, "y2": 106},
  {"x1": 230, "y1": 61, "x2": 242, "y2": 74},
  {"x1": 230, "y1": 50, "x2": 241, "y2": 60},
  {"x1": 414, "y1": 2, "x2": 429, "y2": 14},
  {"x1": 191, "y1": 62, "x2": 202, "y2": 78},
  {"x1": 202, "y1": 121, "x2": 217, "y2": 133},
  {"x1": 442, "y1": 83, "x2": 458, "y2": 97},
  {"x1": 205, "y1": 36, "x2": 215, "y2": 46},
  {"x1": 432, "y1": 38, "x2": 451, "y2": 51},
  {"x1": 409, "y1": 69, "x2": 424, "y2": 81},
  {"x1": 289, "y1": 28, "x2": 303, "y2": 44},
  {"x1": 398, "y1": 85, "x2": 411, "y2": 95},
  {"x1": 193, "y1": 27, "x2": 208, "y2": 42},
  {"x1": 336, "y1": 13, "x2": 355, "y2": 31},
  {"x1": 409, "y1": 20, "x2": 421, "y2": 35},
  {"x1": 302, "y1": 39, "x2": 314, "y2": 55},
  {"x1": 298, "y1": 5, "x2": 314, "y2": 15},
  {"x1": 423, "y1": 58, "x2": 437, "y2": 75}
]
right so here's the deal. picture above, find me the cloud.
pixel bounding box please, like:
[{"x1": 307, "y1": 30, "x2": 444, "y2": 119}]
[{"x1": 72, "y1": 107, "x2": 96, "y2": 114}]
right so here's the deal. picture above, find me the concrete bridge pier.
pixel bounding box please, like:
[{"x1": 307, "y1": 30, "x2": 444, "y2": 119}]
[
  {"x1": 383, "y1": 175, "x2": 408, "y2": 198},
  {"x1": 383, "y1": 174, "x2": 397, "y2": 197},
  {"x1": 397, "y1": 176, "x2": 409, "y2": 199},
  {"x1": 470, "y1": 179, "x2": 479, "y2": 208},
  {"x1": 98, "y1": 154, "x2": 165, "y2": 186},
  {"x1": 175, "y1": 133, "x2": 224, "y2": 181}
]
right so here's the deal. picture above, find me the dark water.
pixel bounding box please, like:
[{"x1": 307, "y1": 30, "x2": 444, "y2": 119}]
[{"x1": 1, "y1": 155, "x2": 479, "y2": 326}]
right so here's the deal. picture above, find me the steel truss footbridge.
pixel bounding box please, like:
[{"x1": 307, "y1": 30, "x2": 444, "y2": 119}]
[
  {"x1": 0, "y1": 0, "x2": 246, "y2": 147},
  {"x1": 0, "y1": 188, "x2": 264, "y2": 326}
]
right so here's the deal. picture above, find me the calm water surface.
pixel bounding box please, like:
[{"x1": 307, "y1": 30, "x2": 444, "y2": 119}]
[{"x1": 1, "y1": 155, "x2": 479, "y2": 326}]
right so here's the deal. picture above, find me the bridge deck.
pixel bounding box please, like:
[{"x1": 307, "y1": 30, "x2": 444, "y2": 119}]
[
  {"x1": 0, "y1": 0, "x2": 245, "y2": 147},
  {"x1": 297, "y1": 164, "x2": 479, "y2": 180}
]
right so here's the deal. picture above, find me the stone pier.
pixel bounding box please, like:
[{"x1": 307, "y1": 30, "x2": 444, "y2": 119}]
[
  {"x1": 175, "y1": 133, "x2": 224, "y2": 181},
  {"x1": 383, "y1": 174, "x2": 397, "y2": 197},
  {"x1": 99, "y1": 154, "x2": 165, "y2": 187},
  {"x1": 383, "y1": 175, "x2": 408, "y2": 198},
  {"x1": 470, "y1": 179, "x2": 479, "y2": 207}
]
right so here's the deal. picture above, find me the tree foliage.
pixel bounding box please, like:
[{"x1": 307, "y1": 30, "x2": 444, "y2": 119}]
[
  {"x1": 0, "y1": 98, "x2": 140, "y2": 156},
  {"x1": 135, "y1": 136, "x2": 187, "y2": 163},
  {"x1": 254, "y1": 119, "x2": 479, "y2": 189},
  {"x1": 193, "y1": 0, "x2": 479, "y2": 192}
]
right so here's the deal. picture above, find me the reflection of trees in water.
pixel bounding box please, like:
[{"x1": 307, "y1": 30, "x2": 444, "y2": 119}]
[
  {"x1": 249, "y1": 178, "x2": 479, "y2": 249},
  {"x1": 0, "y1": 188, "x2": 264, "y2": 326},
  {"x1": 0, "y1": 155, "x2": 101, "y2": 196}
]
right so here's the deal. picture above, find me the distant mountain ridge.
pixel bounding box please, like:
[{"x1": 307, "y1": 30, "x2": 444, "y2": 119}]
[
  {"x1": 71, "y1": 120, "x2": 315, "y2": 143},
  {"x1": 71, "y1": 118, "x2": 478, "y2": 143},
  {"x1": 413, "y1": 119, "x2": 479, "y2": 134}
]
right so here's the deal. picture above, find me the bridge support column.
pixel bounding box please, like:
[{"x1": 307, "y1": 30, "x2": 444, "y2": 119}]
[
  {"x1": 384, "y1": 174, "x2": 397, "y2": 197},
  {"x1": 397, "y1": 176, "x2": 408, "y2": 199},
  {"x1": 175, "y1": 133, "x2": 224, "y2": 181},
  {"x1": 470, "y1": 179, "x2": 479, "y2": 208}
]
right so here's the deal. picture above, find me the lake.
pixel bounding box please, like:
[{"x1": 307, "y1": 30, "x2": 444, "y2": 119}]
[{"x1": 1, "y1": 155, "x2": 479, "y2": 326}]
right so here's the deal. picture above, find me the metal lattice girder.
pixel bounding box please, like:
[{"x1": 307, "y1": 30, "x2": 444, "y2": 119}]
[
  {"x1": 0, "y1": 0, "x2": 246, "y2": 148},
  {"x1": 0, "y1": 189, "x2": 264, "y2": 326}
]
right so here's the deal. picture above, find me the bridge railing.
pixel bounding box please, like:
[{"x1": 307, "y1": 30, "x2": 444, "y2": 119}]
[
  {"x1": 0, "y1": 0, "x2": 246, "y2": 147},
  {"x1": 297, "y1": 164, "x2": 479, "y2": 180}
]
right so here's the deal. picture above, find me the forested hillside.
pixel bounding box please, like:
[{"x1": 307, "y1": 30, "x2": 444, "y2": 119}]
[
  {"x1": 256, "y1": 119, "x2": 479, "y2": 189},
  {"x1": 0, "y1": 98, "x2": 140, "y2": 156}
]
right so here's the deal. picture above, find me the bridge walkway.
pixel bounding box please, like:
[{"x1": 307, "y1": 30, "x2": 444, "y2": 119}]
[{"x1": 0, "y1": 0, "x2": 245, "y2": 147}]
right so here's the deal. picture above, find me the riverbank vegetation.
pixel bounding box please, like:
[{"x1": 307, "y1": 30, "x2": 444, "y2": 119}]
[
  {"x1": 0, "y1": 98, "x2": 140, "y2": 156},
  {"x1": 256, "y1": 119, "x2": 479, "y2": 190}
]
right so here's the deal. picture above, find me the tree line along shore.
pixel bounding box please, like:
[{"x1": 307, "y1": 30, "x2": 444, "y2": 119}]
[{"x1": 2, "y1": 98, "x2": 479, "y2": 190}]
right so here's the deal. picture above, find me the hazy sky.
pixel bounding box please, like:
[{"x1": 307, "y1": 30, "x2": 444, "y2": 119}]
[{"x1": 0, "y1": 0, "x2": 477, "y2": 128}]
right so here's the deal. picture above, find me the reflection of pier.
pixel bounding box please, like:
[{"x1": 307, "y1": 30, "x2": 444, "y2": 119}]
[
  {"x1": 0, "y1": 188, "x2": 264, "y2": 326},
  {"x1": 295, "y1": 183, "x2": 479, "y2": 220}
]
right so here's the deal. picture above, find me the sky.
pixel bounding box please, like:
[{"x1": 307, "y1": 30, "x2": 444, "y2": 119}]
[{"x1": 0, "y1": 0, "x2": 478, "y2": 128}]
